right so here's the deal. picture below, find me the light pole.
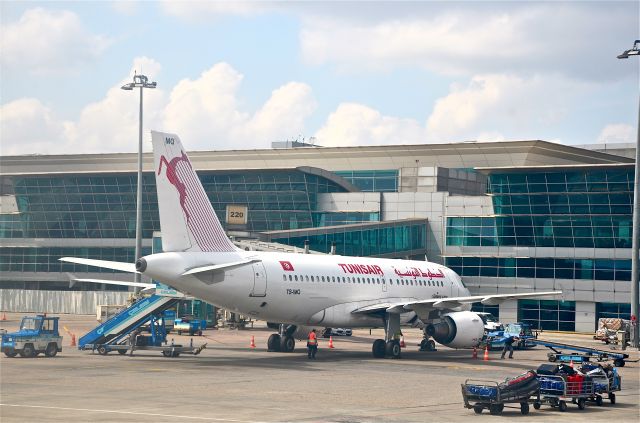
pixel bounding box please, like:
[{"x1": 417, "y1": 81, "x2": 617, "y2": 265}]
[
  {"x1": 617, "y1": 40, "x2": 640, "y2": 349},
  {"x1": 121, "y1": 73, "x2": 157, "y2": 291}
]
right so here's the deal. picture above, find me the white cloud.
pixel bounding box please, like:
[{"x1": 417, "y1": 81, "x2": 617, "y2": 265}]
[
  {"x1": 0, "y1": 8, "x2": 111, "y2": 74},
  {"x1": 299, "y1": 3, "x2": 635, "y2": 80},
  {"x1": 425, "y1": 74, "x2": 587, "y2": 143},
  {"x1": 597, "y1": 124, "x2": 635, "y2": 144},
  {"x1": 112, "y1": 1, "x2": 139, "y2": 16},
  {"x1": 1, "y1": 60, "x2": 317, "y2": 154},
  {"x1": 160, "y1": 0, "x2": 268, "y2": 21},
  {"x1": 314, "y1": 103, "x2": 425, "y2": 147},
  {"x1": 162, "y1": 63, "x2": 316, "y2": 150},
  {"x1": 0, "y1": 99, "x2": 71, "y2": 155}
]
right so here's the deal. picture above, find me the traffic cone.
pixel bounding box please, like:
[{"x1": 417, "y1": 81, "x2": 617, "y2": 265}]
[
  {"x1": 70, "y1": 334, "x2": 76, "y2": 347},
  {"x1": 329, "y1": 336, "x2": 335, "y2": 349},
  {"x1": 400, "y1": 336, "x2": 406, "y2": 348},
  {"x1": 1, "y1": 312, "x2": 6, "y2": 321},
  {"x1": 483, "y1": 345, "x2": 490, "y2": 361},
  {"x1": 472, "y1": 346, "x2": 478, "y2": 359},
  {"x1": 250, "y1": 335, "x2": 256, "y2": 348}
]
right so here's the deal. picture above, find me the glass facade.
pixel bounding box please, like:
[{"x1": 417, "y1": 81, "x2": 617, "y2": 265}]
[
  {"x1": 269, "y1": 222, "x2": 426, "y2": 257},
  {"x1": 471, "y1": 303, "x2": 500, "y2": 318},
  {"x1": 518, "y1": 299, "x2": 576, "y2": 331},
  {"x1": 312, "y1": 211, "x2": 380, "y2": 227},
  {"x1": 595, "y1": 302, "x2": 631, "y2": 322},
  {"x1": 444, "y1": 257, "x2": 631, "y2": 281},
  {"x1": 446, "y1": 169, "x2": 634, "y2": 248},
  {"x1": 0, "y1": 247, "x2": 149, "y2": 273},
  {"x1": 334, "y1": 170, "x2": 398, "y2": 192},
  {"x1": 0, "y1": 169, "x2": 348, "y2": 239}
]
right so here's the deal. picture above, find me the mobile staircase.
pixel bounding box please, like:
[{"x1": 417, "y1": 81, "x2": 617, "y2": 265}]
[
  {"x1": 534, "y1": 339, "x2": 632, "y2": 367},
  {"x1": 79, "y1": 294, "x2": 206, "y2": 357}
]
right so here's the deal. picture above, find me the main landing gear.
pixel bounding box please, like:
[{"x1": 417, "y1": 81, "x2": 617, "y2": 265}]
[
  {"x1": 371, "y1": 313, "x2": 402, "y2": 359},
  {"x1": 267, "y1": 324, "x2": 296, "y2": 353}
]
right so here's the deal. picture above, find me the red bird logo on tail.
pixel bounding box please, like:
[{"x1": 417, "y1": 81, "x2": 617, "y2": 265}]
[{"x1": 158, "y1": 151, "x2": 192, "y2": 221}]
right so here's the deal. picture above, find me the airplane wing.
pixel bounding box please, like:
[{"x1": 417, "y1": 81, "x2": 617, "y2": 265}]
[
  {"x1": 352, "y1": 291, "x2": 563, "y2": 315},
  {"x1": 59, "y1": 257, "x2": 137, "y2": 273}
]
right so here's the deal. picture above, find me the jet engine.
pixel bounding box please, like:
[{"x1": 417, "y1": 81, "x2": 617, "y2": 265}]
[{"x1": 425, "y1": 311, "x2": 484, "y2": 349}]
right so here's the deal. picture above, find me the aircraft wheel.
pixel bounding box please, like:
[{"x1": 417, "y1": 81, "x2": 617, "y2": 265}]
[
  {"x1": 45, "y1": 343, "x2": 58, "y2": 357},
  {"x1": 372, "y1": 339, "x2": 385, "y2": 358},
  {"x1": 520, "y1": 402, "x2": 530, "y2": 415},
  {"x1": 385, "y1": 340, "x2": 401, "y2": 359},
  {"x1": 595, "y1": 395, "x2": 603, "y2": 406},
  {"x1": 609, "y1": 393, "x2": 616, "y2": 404},
  {"x1": 118, "y1": 349, "x2": 128, "y2": 355},
  {"x1": 533, "y1": 401, "x2": 541, "y2": 410},
  {"x1": 97, "y1": 345, "x2": 109, "y2": 355},
  {"x1": 558, "y1": 400, "x2": 567, "y2": 412},
  {"x1": 4, "y1": 350, "x2": 17, "y2": 358},
  {"x1": 548, "y1": 354, "x2": 557, "y2": 362},
  {"x1": 280, "y1": 336, "x2": 295, "y2": 352},
  {"x1": 473, "y1": 405, "x2": 483, "y2": 414},
  {"x1": 267, "y1": 334, "x2": 281, "y2": 352},
  {"x1": 613, "y1": 359, "x2": 625, "y2": 367}
]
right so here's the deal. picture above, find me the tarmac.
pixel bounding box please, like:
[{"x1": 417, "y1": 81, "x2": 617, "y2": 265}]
[{"x1": 1, "y1": 313, "x2": 639, "y2": 422}]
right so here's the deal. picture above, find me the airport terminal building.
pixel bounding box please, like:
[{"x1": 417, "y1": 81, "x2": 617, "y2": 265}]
[{"x1": 0, "y1": 139, "x2": 635, "y2": 332}]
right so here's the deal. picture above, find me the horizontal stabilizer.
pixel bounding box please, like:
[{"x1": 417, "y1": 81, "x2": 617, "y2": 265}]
[
  {"x1": 182, "y1": 258, "x2": 262, "y2": 276},
  {"x1": 59, "y1": 257, "x2": 137, "y2": 273},
  {"x1": 73, "y1": 278, "x2": 156, "y2": 290}
]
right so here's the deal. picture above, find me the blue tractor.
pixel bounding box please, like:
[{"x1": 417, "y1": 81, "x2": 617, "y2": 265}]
[{"x1": 1, "y1": 315, "x2": 63, "y2": 358}]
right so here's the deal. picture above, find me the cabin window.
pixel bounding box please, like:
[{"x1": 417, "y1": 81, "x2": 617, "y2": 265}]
[
  {"x1": 294, "y1": 275, "x2": 298, "y2": 282},
  {"x1": 283, "y1": 275, "x2": 286, "y2": 281},
  {"x1": 289, "y1": 275, "x2": 293, "y2": 281},
  {"x1": 321, "y1": 276, "x2": 325, "y2": 282},
  {"x1": 332, "y1": 276, "x2": 336, "y2": 282},
  {"x1": 310, "y1": 276, "x2": 314, "y2": 282},
  {"x1": 305, "y1": 275, "x2": 309, "y2": 282}
]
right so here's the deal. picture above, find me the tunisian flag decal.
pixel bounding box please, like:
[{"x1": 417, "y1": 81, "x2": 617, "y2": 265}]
[{"x1": 279, "y1": 261, "x2": 294, "y2": 271}]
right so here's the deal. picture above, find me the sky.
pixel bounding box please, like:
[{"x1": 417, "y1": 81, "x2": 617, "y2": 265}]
[{"x1": 0, "y1": 1, "x2": 638, "y2": 155}]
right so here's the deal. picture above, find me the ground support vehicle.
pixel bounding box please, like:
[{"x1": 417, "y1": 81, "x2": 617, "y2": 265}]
[
  {"x1": 535, "y1": 374, "x2": 594, "y2": 411},
  {"x1": 1, "y1": 315, "x2": 62, "y2": 358},
  {"x1": 534, "y1": 339, "x2": 630, "y2": 367},
  {"x1": 461, "y1": 375, "x2": 539, "y2": 415},
  {"x1": 174, "y1": 316, "x2": 206, "y2": 336},
  {"x1": 79, "y1": 294, "x2": 206, "y2": 358},
  {"x1": 485, "y1": 322, "x2": 537, "y2": 350}
]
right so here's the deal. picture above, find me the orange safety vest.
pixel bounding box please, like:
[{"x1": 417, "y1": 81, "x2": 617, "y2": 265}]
[{"x1": 308, "y1": 332, "x2": 317, "y2": 345}]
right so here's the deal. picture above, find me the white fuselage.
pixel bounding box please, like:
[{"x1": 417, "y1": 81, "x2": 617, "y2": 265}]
[{"x1": 141, "y1": 250, "x2": 471, "y2": 328}]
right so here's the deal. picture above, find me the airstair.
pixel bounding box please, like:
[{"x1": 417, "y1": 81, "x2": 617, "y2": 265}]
[{"x1": 78, "y1": 294, "x2": 205, "y2": 357}]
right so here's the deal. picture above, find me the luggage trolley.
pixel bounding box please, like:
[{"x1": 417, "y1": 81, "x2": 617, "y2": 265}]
[
  {"x1": 461, "y1": 376, "x2": 540, "y2": 415},
  {"x1": 535, "y1": 374, "x2": 594, "y2": 411},
  {"x1": 583, "y1": 365, "x2": 622, "y2": 406}
]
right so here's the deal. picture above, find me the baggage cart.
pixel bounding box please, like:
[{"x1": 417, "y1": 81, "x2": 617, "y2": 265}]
[
  {"x1": 461, "y1": 378, "x2": 539, "y2": 415},
  {"x1": 534, "y1": 374, "x2": 594, "y2": 411},
  {"x1": 582, "y1": 365, "x2": 622, "y2": 406}
]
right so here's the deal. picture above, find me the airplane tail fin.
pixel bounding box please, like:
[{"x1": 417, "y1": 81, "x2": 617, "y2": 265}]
[{"x1": 151, "y1": 131, "x2": 238, "y2": 253}]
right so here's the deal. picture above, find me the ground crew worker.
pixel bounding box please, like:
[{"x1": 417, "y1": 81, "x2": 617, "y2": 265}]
[
  {"x1": 501, "y1": 334, "x2": 519, "y2": 359},
  {"x1": 307, "y1": 329, "x2": 318, "y2": 359}
]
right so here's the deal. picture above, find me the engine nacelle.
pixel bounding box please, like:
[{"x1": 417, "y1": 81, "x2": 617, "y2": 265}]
[{"x1": 425, "y1": 311, "x2": 484, "y2": 349}]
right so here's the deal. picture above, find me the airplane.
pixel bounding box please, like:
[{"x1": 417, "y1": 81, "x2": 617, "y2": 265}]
[{"x1": 61, "y1": 131, "x2": 562, "y2": 359}]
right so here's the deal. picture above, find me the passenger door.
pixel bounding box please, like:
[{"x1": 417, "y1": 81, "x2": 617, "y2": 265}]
[{"x1": 250, "y1": 262, "x2": 267, "y2": 297}]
